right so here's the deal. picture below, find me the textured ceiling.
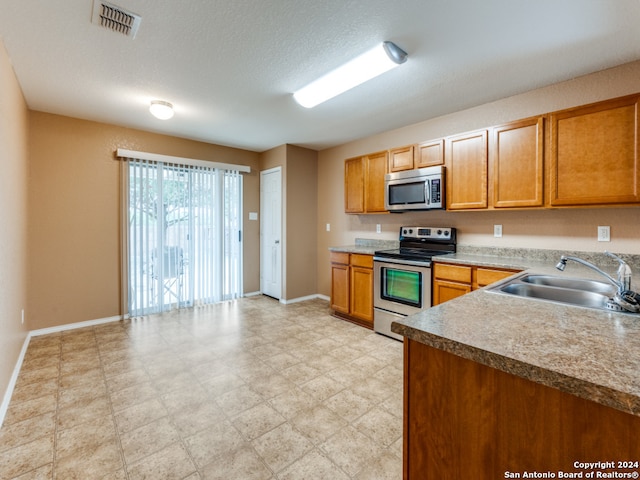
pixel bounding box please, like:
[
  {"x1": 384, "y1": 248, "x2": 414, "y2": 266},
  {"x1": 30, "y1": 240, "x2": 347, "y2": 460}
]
[{"x1": 1, "y1": 0, "x2": 640, "y2": 152}]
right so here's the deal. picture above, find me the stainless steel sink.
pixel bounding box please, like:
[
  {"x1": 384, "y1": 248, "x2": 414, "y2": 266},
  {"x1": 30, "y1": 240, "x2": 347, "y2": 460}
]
[
  {"x1": 487, "y1": 273, "x2": 618, "y2": 311},
  {"x1": 498, "y1": 283, "x2": 612, "y2": 309},
  {"x1": 519, "y1": 275, "x2": 616, "y2": 295}
]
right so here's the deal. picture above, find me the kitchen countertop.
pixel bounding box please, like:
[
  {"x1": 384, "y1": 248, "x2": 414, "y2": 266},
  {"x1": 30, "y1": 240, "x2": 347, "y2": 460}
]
[
  {"x1": 392, "y1": 249, "x2": 640, "y2": 418},
  {"x1": 329, "y1": 238, "x2": 398, "y2": 256}
]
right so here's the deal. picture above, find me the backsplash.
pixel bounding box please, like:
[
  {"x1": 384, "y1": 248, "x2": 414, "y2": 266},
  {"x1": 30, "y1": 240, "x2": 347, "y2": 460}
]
[
  {"x1": 457, "y1": 245, "x2": 640, "y2": 273},
  {"x1": 353, "y1": 239, "x2": 640, "y2": 273},
  {"x1": 354, "y1": 238, "x2": 399, "y2": 250}
]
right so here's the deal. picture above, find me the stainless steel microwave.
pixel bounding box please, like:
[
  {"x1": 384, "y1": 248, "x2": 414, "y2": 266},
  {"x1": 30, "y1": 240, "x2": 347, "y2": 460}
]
[{"x1": 384, "y1": 166, "x2": 445, "y2": 211}]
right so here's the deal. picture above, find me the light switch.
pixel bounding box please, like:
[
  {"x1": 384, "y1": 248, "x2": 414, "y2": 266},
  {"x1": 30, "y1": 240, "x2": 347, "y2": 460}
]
[
  {"x1": 249, "y1": 212, "x2": 258, "y2": 221},
  {"x1": 326, "y1": 223, "x2": 330, "y2": 232}
]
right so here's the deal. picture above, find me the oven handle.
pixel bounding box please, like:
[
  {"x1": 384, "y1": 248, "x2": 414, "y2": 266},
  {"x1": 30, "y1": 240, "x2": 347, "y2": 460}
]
[{"x1": 373, "y1": 256, "x2": 432, "y2": 268}]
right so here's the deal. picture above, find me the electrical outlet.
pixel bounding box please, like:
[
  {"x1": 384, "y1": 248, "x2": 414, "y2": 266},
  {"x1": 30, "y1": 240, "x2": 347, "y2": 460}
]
[
  {"x1": 21, "y1": 309, "x2": 24, "y2": 325},
  {"x1": 494, "y1": 225, "x2": 503, "y2": 238},
  {"x1": 326, "y1": 223, "x2": 330, "y2": 232},
  {"x1": 597, "y1": 226, "x2": 610, "y2": 242},
  {"x1": 376, "y1": 224, "x2": 381, "y2": 234}
]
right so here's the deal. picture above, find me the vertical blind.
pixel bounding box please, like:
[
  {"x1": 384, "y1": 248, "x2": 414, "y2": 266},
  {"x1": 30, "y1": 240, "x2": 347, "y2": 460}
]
[{"x1": 125, "y1": 157, "x2": 243, "y2": 316}]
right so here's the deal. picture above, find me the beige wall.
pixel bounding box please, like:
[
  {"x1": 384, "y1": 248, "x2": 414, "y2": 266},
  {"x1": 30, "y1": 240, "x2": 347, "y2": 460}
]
[
  {"x1": 316, "y1": 60, "x2": 640, "y2": 296},
  {"x1": 0, "y1": 41, "x2": 29, "y2": 408},
  {"x1": 285, "y1": 145, "x2": 318, "y2": 300},
  {"x1": 259, "y1": 145, "x2": 318, "y2": 301},
  {"x1": 28, "y1": 112, "x2": 260, "y2": 330}
]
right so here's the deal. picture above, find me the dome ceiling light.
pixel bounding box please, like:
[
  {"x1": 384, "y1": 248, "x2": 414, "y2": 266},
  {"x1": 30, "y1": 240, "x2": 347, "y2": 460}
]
[{"x1": 149, "y1": 100, "x2": 174, "y2": 120}]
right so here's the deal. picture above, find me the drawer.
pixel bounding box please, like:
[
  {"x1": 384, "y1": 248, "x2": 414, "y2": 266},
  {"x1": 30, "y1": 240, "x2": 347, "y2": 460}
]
[
  {"x1": 351, "y1": 253, "x2": 373, "y2": 269},
  {"x1": 330, "y1": 252, "x2": 350, "y2": 265},
  {"x1": 433, "y1": 263, "x2": 472, "y2": 283},
  {"x1": 475, "y1": 268, "x2": 517, "y2": 287}
]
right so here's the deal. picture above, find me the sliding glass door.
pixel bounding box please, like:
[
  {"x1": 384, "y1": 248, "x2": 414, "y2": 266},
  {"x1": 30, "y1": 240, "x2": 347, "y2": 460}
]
[{"x1": 126, "y1": 158, "x2": 242, "y2": 316}]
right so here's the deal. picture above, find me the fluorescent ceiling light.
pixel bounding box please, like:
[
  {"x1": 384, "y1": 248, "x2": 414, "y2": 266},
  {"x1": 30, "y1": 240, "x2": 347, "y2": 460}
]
[
  {"x1": 149, "y1": 100, "x2": 174, "y2": 120},
  {"x1": 293, "y1": 41, "x2": 408, "y2": 108}
]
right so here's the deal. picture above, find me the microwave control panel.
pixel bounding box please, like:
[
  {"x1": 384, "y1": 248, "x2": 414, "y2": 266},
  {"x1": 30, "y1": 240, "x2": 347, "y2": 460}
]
[{"x1": 430, "y1": 179, "x2": 441, "y2": 204}]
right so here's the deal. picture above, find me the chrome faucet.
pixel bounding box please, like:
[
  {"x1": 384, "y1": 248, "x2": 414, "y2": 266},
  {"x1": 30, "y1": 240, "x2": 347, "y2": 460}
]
[
  {"x1": 555, "y1": 251, "x2": 639, "y2": 313},
  {"x1": 604, "y1": 251, "x2": 633, "y2": 291},
  {"x1": 555, "y1": 253, "x2": 624, "y2": 292}
]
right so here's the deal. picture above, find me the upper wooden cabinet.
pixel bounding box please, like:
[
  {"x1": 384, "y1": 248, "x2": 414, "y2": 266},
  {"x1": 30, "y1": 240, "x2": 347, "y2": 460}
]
[
  {"x1": 345, "y1": 93, "x2": 640, "y2": 213},
  {"x1": 446, "y1": 118, "x2": 544, "y2": 211},
  {"x1": 366, "y1": 151, "x2": 388, "y2": 213},
  {"x1": 491, "y1": 116, "x2": 544, "y2": 208},
  {"x1": 389, "y1": 140, "x2": 445, "y2": 172},
  {"x1": 389, "y1": 145, "x2": 415, "y2": 172},
  {"x1": 344, "y1": 151, "x2": 388, "y2": 213},
  {"x1": 549, "y1": 94, "x2": 640, "y2": 206},
  {"x1": 445, "y1": 130, "x2": 489, "y2": 210},
  {"x1": 344, "y1": 157, "x2": 365, "y2": 213},
  {"x1": 417, "y1": 139, "x2": 445, "y2": 168}
]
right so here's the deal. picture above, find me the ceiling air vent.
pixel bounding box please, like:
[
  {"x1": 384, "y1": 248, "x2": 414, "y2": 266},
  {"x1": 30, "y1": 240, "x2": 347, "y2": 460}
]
[{"x1": 91, "y1": 0, "x2": 141, "y2": 38}]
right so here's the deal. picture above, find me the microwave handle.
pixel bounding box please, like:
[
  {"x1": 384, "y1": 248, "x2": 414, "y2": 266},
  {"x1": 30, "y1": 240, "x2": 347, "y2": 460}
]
[{"x1": 425, "y1": 180, "x2": 430, "y2": 205}]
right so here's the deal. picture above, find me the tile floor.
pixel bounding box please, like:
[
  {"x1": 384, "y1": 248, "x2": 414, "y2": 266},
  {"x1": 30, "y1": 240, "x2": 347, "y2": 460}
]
[{"x1": 0, "y1": 296, "x2": 404, "y2": 479}]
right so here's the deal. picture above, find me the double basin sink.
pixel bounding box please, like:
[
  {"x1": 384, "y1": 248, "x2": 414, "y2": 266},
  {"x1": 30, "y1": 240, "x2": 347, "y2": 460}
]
[{"x1": 488, "y1": 273, "x2": 618, "y2": 312}]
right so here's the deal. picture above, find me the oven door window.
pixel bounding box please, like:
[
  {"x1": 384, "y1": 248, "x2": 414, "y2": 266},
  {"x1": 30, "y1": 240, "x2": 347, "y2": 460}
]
[{"x1": 380, "y1": 267, "x2": 422, "y2": 308}]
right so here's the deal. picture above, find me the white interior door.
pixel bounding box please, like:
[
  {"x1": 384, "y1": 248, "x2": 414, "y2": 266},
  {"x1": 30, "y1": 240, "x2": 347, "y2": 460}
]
[{"x1": 260, "y1": 167, "x2": 282, "y2": 299}]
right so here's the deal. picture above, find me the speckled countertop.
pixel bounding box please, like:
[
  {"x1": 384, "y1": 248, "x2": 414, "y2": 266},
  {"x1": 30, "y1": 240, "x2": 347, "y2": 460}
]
[
  {"x1": 391, "y1": 246, "x2": 640, "y2": 418},
  {"x1": 329, "y1": 238, "x2": 398, "y2": 256}
]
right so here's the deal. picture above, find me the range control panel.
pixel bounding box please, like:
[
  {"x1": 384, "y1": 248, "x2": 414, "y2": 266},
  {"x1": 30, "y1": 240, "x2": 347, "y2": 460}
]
[{"x1": 400, "y1": 226, "x2": 454, "y2": 241}]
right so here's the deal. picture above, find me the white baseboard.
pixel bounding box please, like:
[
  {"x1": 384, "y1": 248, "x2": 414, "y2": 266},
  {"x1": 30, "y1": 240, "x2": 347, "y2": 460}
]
[
  {"x1": 30, "y1": 315, "x2": 123, "y2": 337},
  {"x1": 0, "y1": 334, "x2": 31, "y2": 429},
  {"x1": 280, "y1": 294, "x2": 329, "y2": 304},
  {"x1": 245, "y1": 291, "x2": 330, "y2": 304}
]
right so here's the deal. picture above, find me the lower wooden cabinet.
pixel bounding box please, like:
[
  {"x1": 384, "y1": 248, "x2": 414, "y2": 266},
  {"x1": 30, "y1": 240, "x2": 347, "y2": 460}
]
[
  {"x1": 330, "y1": 253, "x2": 350, "y2": 314},
  {"x1": 433, "y1": 262, "x2": 518, "y2": 306},
  {"x1": 330, "y1": 252, "x2": 374, "y2": 328},
  {"x1": 432, "y1": 264, "x2": 472, "y2": 305},
  {"x1": 404, "y1": 339, "x2": 640, "y2": 479}
]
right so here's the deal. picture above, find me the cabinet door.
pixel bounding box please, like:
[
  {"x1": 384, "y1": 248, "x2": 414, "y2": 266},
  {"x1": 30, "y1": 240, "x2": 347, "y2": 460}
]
[
  {"x1": 350, "y1": 266, "x2": 373, "y2": 324},
  {"x1": 365, "y1": 151, "x2": 389, "y2": 213},
  {"x1": 330, "y1": 263, "x2": 350, "y2": 314},
  {"x1": 434, "y1": 263, "x2": 472, "y2": 284},
  {"x1": 389, "y1": 145, "x2": 415, "y2": 172},
  {"x1": 473, "y1": 268, "x2": 517, "y2": 290},
  {"x1": 445, "y1": 130, "x2": 489, "y2": 210},
  {"x1": 491, "y1": 117, "x2": 544, "y2": 208},
  {"x1": 433, "y1": 279, "x2": 471, "y2": 306},
  {"x1": 549, "y1": 95, "x2": 640, "y2": 206},
  {"x1": 350, "y1": 253, "x2": 374, "y2": 269},
  {"x1": 416, "y1": 139, "x2": 444, "y2": 168},
  {"x1": 344, "y1": 157, "x2": 365, "y2": 213}
]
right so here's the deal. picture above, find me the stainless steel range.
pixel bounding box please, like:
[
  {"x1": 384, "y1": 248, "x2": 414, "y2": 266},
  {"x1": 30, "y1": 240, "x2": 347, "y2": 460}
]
[{"x1": 373, "y1": 226, "x2": 457, "y2": 341}]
